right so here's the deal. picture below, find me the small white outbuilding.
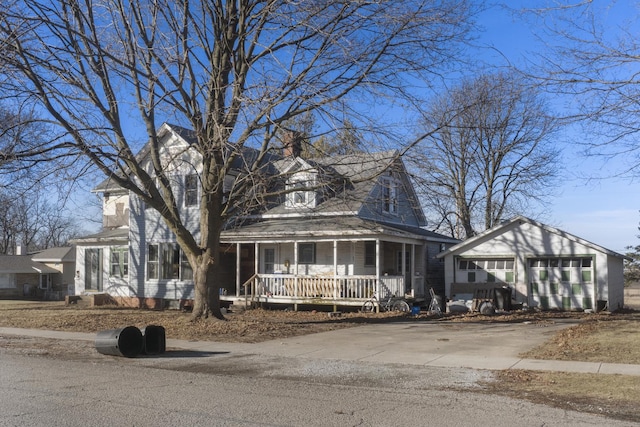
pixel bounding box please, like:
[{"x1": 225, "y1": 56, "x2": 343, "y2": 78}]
[{"x1": 437, "y1": 216, "x2": 629, "y2": 312}]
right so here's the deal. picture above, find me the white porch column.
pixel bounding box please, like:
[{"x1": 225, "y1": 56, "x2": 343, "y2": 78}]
[
  {"x1": 410, "y1": 243, "x2": 415, "y2": 297},
  {"x1": 402, "y1": 243, "x2": 406, "y2": 295},
  {"x1": 254, "y1": 243, "x2": 259, "y2": 296},
  {"x1": 235, "y1": 243, "x2": 241, "y2": 297},
  {"x1": 333, "y1": 240, "x2": 338, "y2": 298},
  {"x1": 375, "y1": 239, "x2": 380, "y2": 297},
  {"x1": 294, "y1": 242, "x2": 299, "y2": 297}
]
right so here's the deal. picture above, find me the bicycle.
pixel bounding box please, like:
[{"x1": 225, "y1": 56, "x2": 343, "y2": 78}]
[{"x1": 361, "y1": 293, "x2": 411, "y2": 313}]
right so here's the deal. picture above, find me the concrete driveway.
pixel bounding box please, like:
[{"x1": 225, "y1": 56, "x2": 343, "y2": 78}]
[{"x1": 165, "y1": 317, "x2": 591, "y2": 372}]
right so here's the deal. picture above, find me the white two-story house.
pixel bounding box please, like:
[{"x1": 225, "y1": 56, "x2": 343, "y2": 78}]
[{"x1": 72, "y1": 123, "x2": 458, "y2": 309}]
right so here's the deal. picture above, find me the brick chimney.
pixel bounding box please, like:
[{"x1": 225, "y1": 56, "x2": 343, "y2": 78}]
[{"x1": 282, "y1": 130, "x2": 302, "y2": 158}]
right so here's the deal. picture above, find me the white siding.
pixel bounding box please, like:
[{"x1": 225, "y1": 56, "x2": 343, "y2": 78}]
[{"x1": 444, "y1": 219, "x2": 625, "y2": 311}]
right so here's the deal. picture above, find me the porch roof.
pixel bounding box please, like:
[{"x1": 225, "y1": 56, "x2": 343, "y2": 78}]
[
  {"x1": 70, "y1": 228, "x2": 129, "y2": 245},
  {"x1": 0, "y1": 256, "x2": 59, "y2": 274},
  {"x1": 221, "y1": 216, "x2": 457, "y2": 243},
  {"x1": 32, "y1": 246, "x2": 75, "y2": 263}
]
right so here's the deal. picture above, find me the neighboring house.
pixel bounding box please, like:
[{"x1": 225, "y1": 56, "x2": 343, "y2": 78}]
[
  {"x1": 0, "y1": 247, "x2": 75, "y2": 300},
  {"x1": 72, "y1": 123, "x2": 458, "y2": 308},
  {"x1": 31, "y1": 246, "x2": 77, "y2": 296},
  {"x1": 438, "y1": 216, "x2": 629, "y2": 312}
]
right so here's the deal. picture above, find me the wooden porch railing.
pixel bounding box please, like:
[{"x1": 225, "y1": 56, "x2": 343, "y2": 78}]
[{"x1": 250, "y1": 274, "x2": 405, "y2": 300}]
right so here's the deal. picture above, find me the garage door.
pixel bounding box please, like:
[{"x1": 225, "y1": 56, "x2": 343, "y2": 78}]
[{"x1": 529, "y1": 258, "x2": 594, "y2": 310}]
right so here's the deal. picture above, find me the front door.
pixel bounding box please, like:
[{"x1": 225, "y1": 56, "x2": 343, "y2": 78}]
[{"x1": 85, "y1": 248, "x2": 103, "y2": 291}]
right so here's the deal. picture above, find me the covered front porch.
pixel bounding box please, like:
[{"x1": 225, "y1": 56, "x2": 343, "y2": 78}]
[{"x1": 219, "y1": 235, "x2": 427, "y2": 308}]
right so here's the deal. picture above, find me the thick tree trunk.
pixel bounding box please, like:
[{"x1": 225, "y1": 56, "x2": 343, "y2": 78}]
[{"x1": 191, "y1": 255, "x2": 225, "y2": 321}]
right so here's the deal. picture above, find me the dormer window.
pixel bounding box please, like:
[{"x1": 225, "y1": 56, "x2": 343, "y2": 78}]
[
  {"x1": 382, "y1": 177, "x2": 398, "y2": 214},
  {"x1": 286, "y1": 173, "x2": 316, "y2": 208}
]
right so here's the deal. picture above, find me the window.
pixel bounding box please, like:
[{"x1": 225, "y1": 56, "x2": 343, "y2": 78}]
[
  {"x1": 364, "y1": 241, "x2": 376, "y2": 266},
  {"x1": 286, "y1": 175, "x2": 316, "y2": 208},
  {"x1": 180, "y1": 251, "x2": 193, "y2": 281},
  {"x1": 467, "y1": 272, "x2": 476, "y2": 282},
  {"x1": 572, "y1": 283, "x2": 582, "y2": 295},
  {"x1": 148, "y1": 243, "x2": 190, "y2": 281},
  {"x1": 382, "y1": 178, "x2": 398, "y2": 214},
  {"x1": 264, "y1": 248, "x2": 275, "y2": 274},
  {"x1": 298, "y1": 243, "x2": 316, "y2": 264},
  {"x1": 162, "y1": 243, "x2": 180, "y2": 280},
  {"x1": 185, "y1": 174, "x2": 199, "y2": 206},
  {"x1": 0, "y1": 273, "x2": 15, "y2": 289},
  {"x1": 110, "y1": 248, "x2": 129, "y2": 278},
  {"x1": 147, "y1": 244, "x2": 159, "y2": 280},
  {"x1": 293, "y1": 182, "x2": 306, "y2": 205}
]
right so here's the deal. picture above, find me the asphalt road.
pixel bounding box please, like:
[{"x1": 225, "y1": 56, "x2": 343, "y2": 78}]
[{"x1": 1, "y1": 348, "x2": 636, "y2": 427}]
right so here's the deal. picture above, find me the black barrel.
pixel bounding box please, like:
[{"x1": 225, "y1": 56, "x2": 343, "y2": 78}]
[
  {"x1": 142, "y1": 325, "x2": 166, "y2": 355},
  {"x1": 95, "y1": 326, "x2": 144, "y2": 358}
]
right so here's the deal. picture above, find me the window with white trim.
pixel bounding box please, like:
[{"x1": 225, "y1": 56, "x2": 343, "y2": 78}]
[
  {"x1": 148, "y1": 243, "x2": 193, "y2": 281},
  {"x1": 381, "y1": 177, "x2": 398, "y2": 214},
  {"x1": 286, "y1": 173, "x2": 316, "y2": 208},
  {"x1": 162, "y1": 243, "x2": 180, "y2": 280},
  {"x1": 185, "y1": 174, "x2": 199, "y2": 207},
  {"x1": 110, "y1": 247, "x2": 129, "y2": 278},
  {"x1": 180, "y1": 251, "x2": 193, "y2": 281},
  {"x1": 364, "y1": 241, "x2": 376, "y2": 267},
  {"x1": 458, "y1": 258, "x2": 515, "y2": 284},
  {"x1": 298, "y1": 243, "x2": 316, "y2": 264},
  {"x1": 147, "y1": 244, "x2": 159, "y2": 280}
]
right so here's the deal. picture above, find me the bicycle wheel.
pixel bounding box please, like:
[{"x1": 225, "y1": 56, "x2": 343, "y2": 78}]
[
  {"x1": 361, "y1": 299, "x2": 376, "y2": 313},
  {"x1": 391, "y1": 300, "x2": 410, "y2": 313}
]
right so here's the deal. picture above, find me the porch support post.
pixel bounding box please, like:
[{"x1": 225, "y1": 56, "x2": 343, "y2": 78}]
[
  {"x1": 254, "y1": 243, "x2": 259, "y2": 297},
  {"x1": 333, "y1": 240, "x2": 338, "y2": 300},
  {"x1": 294, "y1": 242, "x2": 298, "y2": 311},
  {"x1": 375, "y1": 239, "x2": 380, "y2": 297},
  {"x1": 236, "y1": 243, "x2": 241, "y2": 297},
  {"x1": 402, "y1": 243, "x2": 406, "y2": 296},
  {"x1": 411, "y1": 243, "x2": 415, "y2": 297}
]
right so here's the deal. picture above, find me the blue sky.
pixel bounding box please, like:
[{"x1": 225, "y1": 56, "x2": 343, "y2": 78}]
[
  {"x1": 475, "y1": 2, "x2": 639, "y2": 254},
  {"x1": 69, "y1": 2, "x2": 639, "y2": 254}
]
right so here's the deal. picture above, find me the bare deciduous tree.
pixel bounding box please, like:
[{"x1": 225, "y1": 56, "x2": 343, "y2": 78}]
[
  {"x1": 0, "y1": 190, "x2": 82, "y2": 254},
  {"x1": 409, "y1": 72, "x2": 560, "y2": 238},
  {"x1": 520, "y1": 1, "x2": 640, "y2": 177},
  {"x1": 0, "y1": 0, "x2": 476, "y2": 320}
]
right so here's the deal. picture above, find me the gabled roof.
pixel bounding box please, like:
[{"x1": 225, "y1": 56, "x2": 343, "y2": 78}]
[
  {"x1": 93, "y1": 122, "x2": 281, "y2": 193},
  {"x1": 0, "y1": 256, "x2": 59, "y2": 274},
  {"x1": 261, "y1": 150, "x2": 427, "y2": 225},
  {"x1": 437, "y1": 215, "x2": 630, "y2": 260},
  {"x1": 31, "y1": 247, "x2": 75, "y2": 263}
]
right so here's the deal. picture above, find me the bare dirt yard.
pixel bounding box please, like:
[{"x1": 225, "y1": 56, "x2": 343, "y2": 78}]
[{"x1": 1, "y1": 299, "x2": 640, "y2": 422}]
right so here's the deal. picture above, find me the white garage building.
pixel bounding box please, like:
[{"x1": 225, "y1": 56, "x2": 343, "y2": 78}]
[{"x1": 438, "y1": 216, "x2": 629, "y2": 312}]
